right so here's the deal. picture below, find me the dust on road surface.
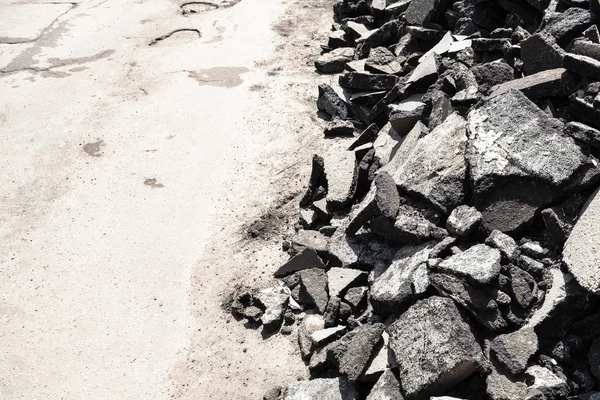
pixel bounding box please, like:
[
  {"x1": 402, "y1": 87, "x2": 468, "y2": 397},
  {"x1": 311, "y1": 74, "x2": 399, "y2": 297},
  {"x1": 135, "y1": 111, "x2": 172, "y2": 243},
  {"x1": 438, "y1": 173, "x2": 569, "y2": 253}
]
[{"x1": 0, "y1": 0, "x2": 335, "y2": 398}]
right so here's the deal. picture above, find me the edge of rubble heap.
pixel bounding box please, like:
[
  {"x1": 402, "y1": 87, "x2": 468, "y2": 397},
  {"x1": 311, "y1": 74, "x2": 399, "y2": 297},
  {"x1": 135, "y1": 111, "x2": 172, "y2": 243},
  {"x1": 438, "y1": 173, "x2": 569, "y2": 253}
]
[{"x1": 234, "y1": 1, "x2": 600, "y2": 399}]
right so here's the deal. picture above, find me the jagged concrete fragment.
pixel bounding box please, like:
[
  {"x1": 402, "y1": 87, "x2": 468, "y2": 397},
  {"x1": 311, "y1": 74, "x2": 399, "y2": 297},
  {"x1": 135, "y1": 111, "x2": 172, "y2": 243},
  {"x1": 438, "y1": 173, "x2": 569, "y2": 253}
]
[
  {"x1": 284, "y1": 377, "x2": 358, "y2": 400},
  {"x1": 339, "y1": 72, "x2": 399, "y2": 90},
  {"x1": 491, "y1": 327, "x2": 538, "y2": 375},
  {"x1": 323, "y1": 149, "x2": 358, "y2": 210},
  {"x1": 317, "y1": 83, "x2": 349, "y2": 119},
  {"x1": 390, "y1": 113, "x2": 468, "y2": 213},
  {"x1": 312, "y1": 325, "x2": 346, "y2": 347},
  {"x1": 275, "y1": 249, "x2": 326, "y2": 277},
  {"x1": 405, "y1": 0, "x2": 447, "y2": 25},
  {"x1": 566, "y1": 121, "x2": 600, "y2": 149},
  {"x1": 315, "y1": 47, "x2": 355, "y2": 73},
  {"x1": 387, "y1": 97, "x2": 426, "y2": 136},
  {"x1": 388, "y1": 296, "x2": 484, "y2": 399},
  {"x1": 489, "y1": 68, "x2": 579, "y2": 100},
  {"x1": 339, "y1": 323, "x2": 385, "y2": 382},
  {"x1": 327, "y1": 267, "x2": 365, "y2": 298},
  {"x1": 256, "y1": 287, "x2": 290, "y2": 330},
  {"x1": 564, "y1": 188, "x2": 600, "y2": 295},
  {"x1": 525, "y1": 366, "x2": 569, "y2": 399},
  {"x1": 366, "y1": 369, "x2": 404, "y2": 400},
  {"x1": 299, "y1": 269, "x2": 329, "y2": 313},
  {"x1": 485, "y1": 230, "x2": 519, "y2": 261},
  {"x1": 435, "y1": 244, "x2": 501, "y2": 284},
  {"x1": 467, "y1": 90, "x2": 587, "y2": 232},
  {"x1": 370, "y1": 243, "x2": 433, "y2": 315},
  {"x1": 564, "y1": 52, "x2": 600, "y2": 80},
  {"x1": 446, "y1": 205, "x2": 482, "y2": 236},
  {"x1": 520, "y1": 33, "x2": 564, "y2": 75}
]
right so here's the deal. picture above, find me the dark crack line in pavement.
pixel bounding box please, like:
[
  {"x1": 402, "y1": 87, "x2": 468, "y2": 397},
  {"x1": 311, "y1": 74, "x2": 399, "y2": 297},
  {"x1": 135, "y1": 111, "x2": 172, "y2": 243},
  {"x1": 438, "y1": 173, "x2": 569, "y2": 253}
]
[{"x1": 148, "y1": 29, "x2": 202, "y2": 46}]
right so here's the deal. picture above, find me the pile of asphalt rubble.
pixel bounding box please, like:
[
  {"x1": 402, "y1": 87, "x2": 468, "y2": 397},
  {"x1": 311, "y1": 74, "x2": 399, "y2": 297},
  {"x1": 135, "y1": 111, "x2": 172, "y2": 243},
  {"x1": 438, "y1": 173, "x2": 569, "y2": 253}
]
[{"x1": 231, "y1": 0, "x2": 600, "y2": 399}]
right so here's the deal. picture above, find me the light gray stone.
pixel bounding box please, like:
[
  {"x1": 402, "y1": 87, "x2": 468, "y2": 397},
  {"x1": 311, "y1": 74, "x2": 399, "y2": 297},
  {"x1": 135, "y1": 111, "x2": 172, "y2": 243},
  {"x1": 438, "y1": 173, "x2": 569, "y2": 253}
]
[
  {"x1": 299, "y1": 268, "x2": 329, "y2": 313},
  {"x1": 435, "y1": 244, "x2": 501, "y2": 284},
  {"x1": 447, "y1": 205, "x2": 482, "y2": 236},
  {"x1": 564, "y1": 188, "x2": 600, "y2": 294},
  {"x1": 327, "y1": 267, "x2": 365, "y2": 298},
  {"x1": 284, "y1": 377, "x2": 358, "y2": 400},
  {"x1": 388, "y1": 296, "x2": 484, "y2": 399},
  {"x1": 370, "y1": 242, "x2": 433, "y2": 315},
  {"x1": 525, "y1": 365, "x2": 569, "y2": 399},
  {"x1": 485, "y1": 230, "x2": 519, "y2": 261},
  {"x1": 315, "y1": 47, "x2": 355, "y2": 73},
  {"x1": 366, "y1": 369, "x2": 404, "y2": 400},
  {"x1": 491, "y1": 327, "x2": 538, "y2": 375}
]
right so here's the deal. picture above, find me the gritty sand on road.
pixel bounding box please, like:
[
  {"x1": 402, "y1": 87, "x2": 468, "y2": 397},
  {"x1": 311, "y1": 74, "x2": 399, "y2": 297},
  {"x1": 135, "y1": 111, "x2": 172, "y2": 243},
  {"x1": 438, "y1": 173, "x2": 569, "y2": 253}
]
[{"x1": 0, "y1": 0, "x2": 338, "y2": 398}]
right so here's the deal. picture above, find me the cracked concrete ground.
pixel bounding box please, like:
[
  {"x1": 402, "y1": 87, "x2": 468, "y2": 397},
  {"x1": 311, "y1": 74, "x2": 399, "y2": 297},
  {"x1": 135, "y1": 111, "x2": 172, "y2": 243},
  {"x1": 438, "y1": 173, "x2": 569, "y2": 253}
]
[{"x1": 0, "y1": 0, "x2": 334, "y2": 398}]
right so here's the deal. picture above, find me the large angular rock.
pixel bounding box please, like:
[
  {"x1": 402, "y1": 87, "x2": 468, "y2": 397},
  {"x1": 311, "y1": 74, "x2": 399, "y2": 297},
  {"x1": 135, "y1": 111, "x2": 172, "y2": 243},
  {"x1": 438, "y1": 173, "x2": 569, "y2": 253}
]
[
  {"x1": 405, "y1": 0, "x2": 448, "y2": 25},
  {"x1": 467, "y1": 90, "x2": 587, "y2": 232},
  {"x1": 491, "y1": 327, "x2": 538, "y2": 375},
  {"x1": 284, "y1": 377, "x2": 358, "y2": 400},
  {"x1": 390, "y1": 113, "x2": 468, "y2": 214},
  {"x1": 370, "y1": 243, "x2": 433, "y2": 315},
  {"x1": 388, "y1": 296, "x2": 484, "y2": 399},
  {"x1": 471, "y1": 61, "x2": 514, "y2": 88},
  {"x1": 485, "y1": 230, "x2": 518, "y2": 261},
  {"x1": 435, "y1": 244, "x2": 501, "y2": 284},
  {"x1": 489, "y1": 68, "x2": 580, "y2": 100},
  {"x1": 324, "y1": 149, "x2": 358, "y2": 210},
  {"x1": 327, "y1": 267, "x2": 365, "y2": 298},
  {"x1": 317, "y1": 83, "x2": 349, "y2": 120},
  {"x1": 299, "y1": 269, "x2": 329, "y2": 313},
  {"x1": 486, "y1": 368, "x2": 529, "y2": 400},
  {"x1": 430, "y1": 273, "x2": 507, "y2": 332},
  {"x1": 566, "y1": 122, "x2": 600, "y2": 149},
  {"x1": 520, "y1": 33, "x2": 564, "y2": 75},
  {"x1": 339, "y1": 323, "x2": 385, "y2": 382},
  {"x1": 543, "y1": 7, "x2": 595, "y2": 44},
  {"x1": 564, "y1": 52, "x2": 600, "y2": 80},
  {"x1": 315, "y1": 47, "x2": 355, "y2": 73},
  {"x1": 366, "y1": 369, "x2": 404, "y2": 400},
  {"x1": 564, "y1": 188, "x2": 600, "y2": 295},
  {"x1": 525, "y1": 365, "x2": 569, "y2": 399}
]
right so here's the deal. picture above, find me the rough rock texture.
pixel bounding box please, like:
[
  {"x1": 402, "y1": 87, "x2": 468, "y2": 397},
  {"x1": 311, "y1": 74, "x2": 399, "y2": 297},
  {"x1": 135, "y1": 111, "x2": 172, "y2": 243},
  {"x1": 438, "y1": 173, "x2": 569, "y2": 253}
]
[
  {"x1": 327, "y1": 268, "x2": 365, "y2": 298},
  {"x1": 315, "y1": 48, "x2": 356, "y2": 73},
  {"x1": 467, "y1": 90, "x2": 587, "y2": 232},
  {"x1": 370, "y1": 243, "x2": 433, "y2": 315},
  {"x1": 284, "y1": 377, "x2": 358, "y2": 400},
  {"x1": 391, "y1": 113, "x2": 468, "y2": 214},
  {"x1": 564, "y1": 188, "x2": 600, "y2": 294},
  {"x1": 435, "y1": 244, "x2": 501, "y2": 284},
  {"x1": 339, "y1": 323, "x2": 385, "y2": 382},
  {"x1": 275, "y1": 248, "x2": 326, "y2": 277},
  {"x1": 366, "y1": 369, "x2": 404, "y2": 400},
  {"x1": 446, "y1": 205, "x2": 482, "y2": 236},
  {"x1": 491, "y1": 327, "x2": 538, "y2": 375},
  {"x1": 299, "y1": 269, "x2": 329, "y2": 313},
  {"x1": 388, "y1": 296, "x2": 484, "y2": 399}
]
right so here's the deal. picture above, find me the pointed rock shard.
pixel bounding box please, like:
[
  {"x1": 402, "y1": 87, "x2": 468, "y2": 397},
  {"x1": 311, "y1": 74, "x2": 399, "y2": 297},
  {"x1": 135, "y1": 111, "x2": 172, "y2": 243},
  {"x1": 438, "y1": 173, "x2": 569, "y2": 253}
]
[
  {"x1": 391, "y1": 113, "x2": 468, "y2": 214},
  {"x1": 388, "y1": 296, "x2": 484, "y2": 399},
  {"x1": 274, "y1": 248, "x2": 326, "y2": 277},
  {"x1": 435, "y1": 244, "x2": 501, "y2": 284}
]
